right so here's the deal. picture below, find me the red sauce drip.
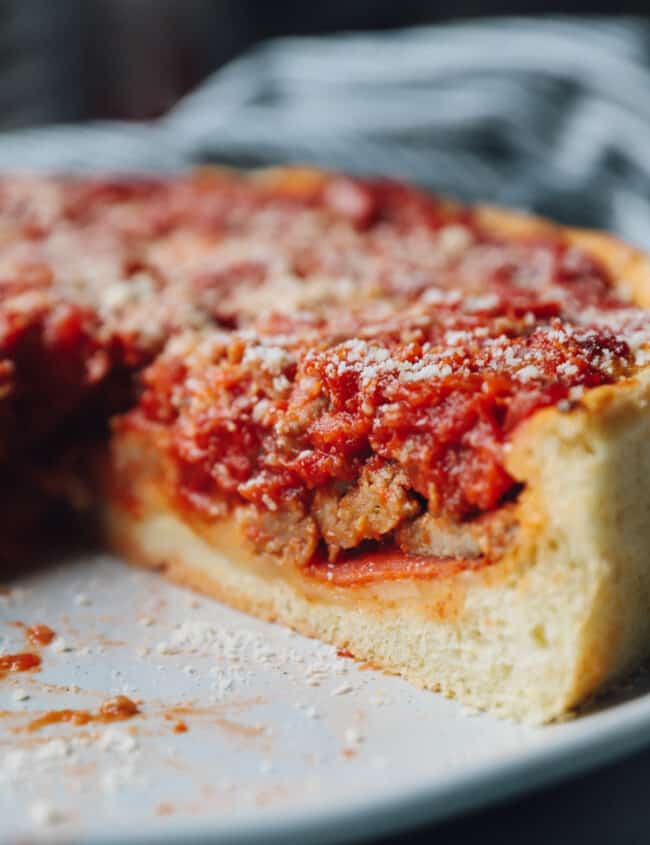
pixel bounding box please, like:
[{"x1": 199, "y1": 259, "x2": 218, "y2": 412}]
[
  {"x1": 25, "y1": 695, "x2": 140, "y2": 732},
  {"x1": 27, "y1": 710, "x2": 94, "y2": 730},
  {"x1": 26, "y1": 624, "x2": 55, "y2": 646},
  {"x1": 99, "y1": 695, "x2": 140, "y2": 720},
  {"x1": 0, "y1": 652, "x2": 41, "y2": 676}
]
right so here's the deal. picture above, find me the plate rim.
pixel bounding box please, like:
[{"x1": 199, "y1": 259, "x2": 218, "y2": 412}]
[{"x1": 80, "y1": 688, "x2": 650, "y2": 845}]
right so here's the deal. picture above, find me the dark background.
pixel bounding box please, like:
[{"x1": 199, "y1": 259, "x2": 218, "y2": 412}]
[{"x1": 3, "y1": 0, "x2": 650, "y2": 128}]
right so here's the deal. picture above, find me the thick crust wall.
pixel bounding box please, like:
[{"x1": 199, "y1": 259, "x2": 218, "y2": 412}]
[
  {"x1": 103, "y1": 178, "x2": 650, "y2": 723},
  {"x1": 103, "y1": 366, "x2": 650, "y2": 723}
]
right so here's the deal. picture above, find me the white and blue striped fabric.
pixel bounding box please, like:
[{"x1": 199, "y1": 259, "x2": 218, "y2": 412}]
[{"x1": 1, "y1": 17, "x2": 650, "y2": 247}]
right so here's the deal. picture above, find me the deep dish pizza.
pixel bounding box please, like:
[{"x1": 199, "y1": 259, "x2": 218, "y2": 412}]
[{"x1": 4, "y1": 167, "x2": 650, "y2": 722}]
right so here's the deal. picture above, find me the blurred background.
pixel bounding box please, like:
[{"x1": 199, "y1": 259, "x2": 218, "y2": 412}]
[
  {"x1": 3, "y1": 2, "x2": 650, "y2": 248},
  {"x1": 3, "y1": 0, "x2": 649, "y2": 126},
  {"x1": 5, "y1": 0, "x2": 650, "y2": 128}
]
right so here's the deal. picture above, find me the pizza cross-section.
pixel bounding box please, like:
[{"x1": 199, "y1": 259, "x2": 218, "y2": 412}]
[{"x1": 2, "y1": 167, "x2": 650, "y2": 722}]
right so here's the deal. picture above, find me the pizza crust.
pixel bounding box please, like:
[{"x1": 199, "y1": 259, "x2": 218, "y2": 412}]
[
  {"x1": 101, "y1": 176, "x2": 650, "y2": 723},
  {"x1": 103, "y1": 367, "x2": 650, "y2": 723}
]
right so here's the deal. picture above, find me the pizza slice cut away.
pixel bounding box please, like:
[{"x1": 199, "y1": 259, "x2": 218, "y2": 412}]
[
  {"x1": 3, "y1": 167, "x2": 650, "y2": 722},
  {"x1": 102, "y1": 191, "x2": 650, "y2": 723}
]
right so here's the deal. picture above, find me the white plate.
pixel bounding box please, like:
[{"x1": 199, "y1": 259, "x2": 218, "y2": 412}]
[{"x1": 2, "y1": 553, "x2": 650, "y2": 845}]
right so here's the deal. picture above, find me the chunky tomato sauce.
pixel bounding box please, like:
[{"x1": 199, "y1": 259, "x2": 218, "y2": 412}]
[
  {"x1": 133, "y1": 189, "x2": 647, "y2": 520},
  {"x1": 1, "y1": 169, "x2": 650, "y2": 559},
  {"x1": 0, "y1": 170, "x2": 462, "y2": 459}
]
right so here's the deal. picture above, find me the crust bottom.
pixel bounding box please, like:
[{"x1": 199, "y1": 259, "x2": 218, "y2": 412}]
[{"x1": 101, "y1": 492, "x2": 606, "y2": 725}]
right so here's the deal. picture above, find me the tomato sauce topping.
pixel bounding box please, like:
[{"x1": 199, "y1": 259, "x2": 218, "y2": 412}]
[
  {"x1": 0, "y1": 170, "x2": 461, "y2": 460},
  {"x1": 135, "y1": 285, "x2": 647, "y2": 520},
  {"x1": 1, "y1": 169, "x2": 650, "y2": 544}
]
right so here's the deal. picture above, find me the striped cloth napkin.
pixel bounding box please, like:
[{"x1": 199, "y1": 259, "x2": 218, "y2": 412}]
[{"x1": 1, "y1": 16, "x2": 650, "y2": 247}]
